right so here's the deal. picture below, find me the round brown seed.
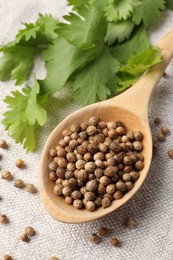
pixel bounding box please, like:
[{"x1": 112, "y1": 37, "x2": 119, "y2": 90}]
[
  {"x1": 154, "y1": 117, "x2": 161, "y2": 124},
  {"x1": 113, "y1": 190, "x2": 123, "y2": 200},
  {"x1": 86, "y1": 201, "x2": 96, "y2": 211},
  {"x1": 98, "y1": 226, "x2": 108, "y2": 237},
  {"x1": 14, "y1": 179, "x2": 25, "y2": 189},
  {"x1": 1, "y1": 170, "x2": 13, "y2": 181},
  {"x1": 25, "y1": 226, "x2": 35, "y2": 236},
  {"x1": 15, "y1": 159, "x2": 25, "y2": 169},
  {"x1": 161, "y1": 125, "x2": 170, "y2": 136},
  {"x1": 168, "y1": 150, "x2": 173, "y2": 159},
  {"x1": 0, "y1": 214, "x2": 9, "y2": 224},
  {"x1": 157, "y1": 132, "x2": 165, "y2": 142},
  {"x1": 25, "y1": 184, "x2": 36, "y2": 194},
  {"x1": 116, "y1": 181, "x2": 126, "y2": 192},
  {"x1": 111, "y1": 237, "x2": 120, "y2": 247},
  {"x1": 20, "y1": 233, "x2": 30, "y2": 242},
  {"x1": 54, "y1": 184, "x2": 63, "y2": 195},
  {"x1": 89, "y1": 233, "x2": 100, "y2": 244},
  {"x1": 102, "y1": 197, "x2": 111, "y2": 208},
  {"x1": 2, "y1": 255, "x2": 13, "y2": 260},
  {"x1": 73, "y1": 199, "x2": 83, "y2": 209}
]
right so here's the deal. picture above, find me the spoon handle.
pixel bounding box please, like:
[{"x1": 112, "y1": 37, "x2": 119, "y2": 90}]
[{"x1": 110, "y1": 29, "x2": 173, "y2": 119}]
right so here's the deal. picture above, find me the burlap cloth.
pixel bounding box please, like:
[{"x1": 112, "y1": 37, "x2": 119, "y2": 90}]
[{"x1": 0, "y1": 1, "x2": 173, "y2": 259}]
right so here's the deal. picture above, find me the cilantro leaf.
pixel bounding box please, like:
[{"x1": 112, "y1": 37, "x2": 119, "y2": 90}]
[
  {"x1": 110, "y1": 26, "x2": 150, "y2": 63},
  {"x1": 40, "y1": 37, "x2": 100, "y2": 95},
  {"x1": 117, "y1": 47, "x2": 161, "y2": 91},
  {"x1": 105, "y1": 20, "x2": 135, "y2": 45},
  {"x1": 0, "y1": 44, "x2": 38, "y2": 85},
  {"x1": 166, "y1": 0, "x2": 173, "y2": 10},
  {"x1": 2, "y1": 79, "x2": 47, "y2": 152},
  {"x1": 67, "y1": 0, "x2": 89, "y2": 10},
  {"x1": 70, "y1": 47, "x2": 120, "y2": 105},
  {"x1": 132, "y1": 0, "x2": 165, "y2": 27},
  {"x1": 58, "y1": 5, "x2": 107, "y2": 50},
  {"x1": 16, "y1": 13, "x2": 59, "y2": 43},
  {"x1": 104, "y1": 0, "x2": 141, "y2": 22}
]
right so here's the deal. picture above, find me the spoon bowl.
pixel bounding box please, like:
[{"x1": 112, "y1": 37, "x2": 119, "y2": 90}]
[{"x1": 39, "y1": 29, "x2": 173, "y2": 223}]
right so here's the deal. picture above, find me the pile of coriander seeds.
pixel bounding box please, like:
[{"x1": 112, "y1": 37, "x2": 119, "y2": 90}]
[{"x1": 48, "y1": 116, "x2": 144, "y2": 211}]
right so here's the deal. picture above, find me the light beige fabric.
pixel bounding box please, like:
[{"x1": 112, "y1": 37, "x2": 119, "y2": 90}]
[{"x1": 0, "y1": 1, "x2": 173, "y2": 259}]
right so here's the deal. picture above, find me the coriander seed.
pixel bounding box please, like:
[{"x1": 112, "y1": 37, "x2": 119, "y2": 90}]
[
  {"x1": 0, "y1": 139, "x2": 7, "y2": 148},
  {"x1": 111, "y1": 237, "x2": 120, "y2": 247},
  {"x1": 161, "y1": 125, "x2": 170, "y2": 136},
  {"x1": 25, "y1": 184, "x2": 36, "y2": 194},
  {"x1": 2, "y1": 255, "x2": 13, "y2": 260},
  {"x1": 89, "y1": 233, "x2": 100, "y2": 244},
  {"x1": 86, "y1": 180, "x2": 97, "y2": 192},
  {"x1": 0, "y1": 214, "x2": 8, "y2": 224},
  {"x1": 102, "y1": 197, "x2": 111, "y2": 208},
  {"x1": 1, "y1": 170, "x2": 13, "y2": 181},
  {"x1": 113, "y1": 190, "x2": 123, "y2": 200},
  {"x1": 25, "y1": 226, "x2": 35, "y2": 236},
  {"x1": 86, "y1": 201, "x2": 96, "y2": 211},
  {"x1": 73, "y1": 199, "x2": 83, "y2": 209},
  {"x1": 168, "y1": 150, "x2": 173, "y2": 159},
  {"x1": 98, "y1": 226, "x2": 108, "y2": 237},
  {"x1": 15, "y1": 159, "x2": 25, "y2": 168},
  {"x1": 124, "y1": 216, "x2": 135, "y2": 229},
  {"x1": 154, "y1": 117, "x2": 161, "y2": 124},
  {"x1": 14, "y1": 179, "x2": 25, "y2": 189},
  {"x1": 20, "y1": 233, "x2": 30, "y2": 242},
  {"x1": 65, "y1": 196, "x2": 73, "y2": 204},
  {"x1": 49, "y1": 257, "x2": 59, "y2": 260},
  {"x1": 157, "y1": 132, "x2": 165, "y2": 142}
]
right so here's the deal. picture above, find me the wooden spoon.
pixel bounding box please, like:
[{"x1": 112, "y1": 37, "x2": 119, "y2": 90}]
[{"x1": 39, "y1": 29, "x2": 173, "y2": 223}]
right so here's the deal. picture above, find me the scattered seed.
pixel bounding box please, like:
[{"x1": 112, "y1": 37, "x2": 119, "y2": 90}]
[
  {"x1": 168, "y1": 150, "x2": 173, "y2": 159},
  {"x1": 0, "y1": 139, "x2": 7, "y2": 148},
  {"x1": 14, "y1": 179, "x2": 25, "y2": 189},
  {"x1": 98, "y1": 226, "x2": 108, "y2": 237},
  {"x1": 157, "y1": 132, "x2": 165, "y2": 142},
  {"x1": 161, "y1": 125, "x2": 170, "y2": 136},
  {"x1": 2, "y1": 255, "x2": 13, "y2": 260},
  {"x1": 25, "y1": 226, "x2": 35, "y2": 236},
  {"x1": 89, "y1": 233, "x2": 100, "y2": 244},
  {"x1": 154, "y1": 117, "x2": 161, "y2": 124},
  {"x1": 15, "y1": 159, "x2": 25, "y2": 169},
  {"x1": 20, "y1": 233, "x2": 30, "y2": 242},
  {"x1": 0, "y1": 215, "x2": 9, "y2": 224},
  {"x1": 124, "y1": 217, "x2": 135, "y2": 229},
  {"x1": 49, "y1": 256, "x2": 59, "y2": 260},
  {"x1": 111, "y1": 237, "x2": 120, "y2": 247},
  {"x1": 25, "y1": 184, "x2": 36, "y2": 194},
  {"x1": 1, "y1": 170, "x2": 13, "y2": 181}
]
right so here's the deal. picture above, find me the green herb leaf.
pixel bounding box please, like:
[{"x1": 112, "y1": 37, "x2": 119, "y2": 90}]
[
  {"x1": 105, "y1": 20, "x2": 135, "y2": 45},
  {"x1": 71, "y1": 47, "x2": 120, "y2": 105},
  {"x1": 2, "y1": 79, "x2": 47, "y2": 152},
  {"x1": 40, "y1": 37, "x2": 98, "y2": 95},
  {"x1": 16, "y1": 13, "x2": 59, "y2": 43},
  {"x1": 58, "y1": 5, "x2": 107, "y2": 49},
  {"x1": 166, "y1": 0, "x2": 173, "y2": 10},
  {"x1": 117, "y1": 46, "x2": 161, "y2": 91},
  {"x1": 132, "y1": 0, "x2": 165, "y2": 27},
  {"x1": 110, "y1": 26, "x2": 150, "y2": 63},
  {"x1": 0, "y1": 44, "x2": 38, "y2": 85},
  {"x1": 104, "y1": 0, "x2": 141, "y2": 22}
]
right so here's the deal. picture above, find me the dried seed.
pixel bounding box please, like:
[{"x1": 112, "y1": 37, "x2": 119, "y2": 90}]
[
  {"x1": 0, "y1": 139, "x2": 7, "y2": 148},
  {"x1": 102, "y1": 197, "x2": 111, "y2": 208},
  {"x1": 1, "y1": 170, "x2": 13, "y2": 181},
  {"x1": 15, "y1": 159, "x2": 25, "y2": 169},
  {"x1": 25, "y1": 184, "x2": 36, "y2": 194},
  {"x1": 124, "y1": 216, "x2": 135, "y2": 229},
  {"x1": 89, "y1": 233, "x2": 100, "y2": 244},
  {"x1": 14, "y1": 179, "x2": 25, "y2": 189},
  {"x1": 20, "y1": 233, "x2": 30, "y2": 242},
  {"x1": 161, "y1": 125, "x2": 170, "y2": 136},
  {"x1": 73, "y1": 199, "x2": 83, "y2": 209},
  {"x1": 98, "y1": 226, "x2": 108, "y2": 237},
  {"x1": 2, "y1": 255, "x2": 13, "y2": 260},
  {"x1": 157, "y1": 132, "x2": 165, "y2": 142},
  {"x1": 0, "y1": 214, "x2": 9, "y2": 224},
  {"x1": 25, "y1": 226, "x2": 35, "y2": 236},
  {"x1": 111, "y1": 237, "x2": 120, "y2": 247},
  {"x1": 54, "y1": 184, "x2": 63, "y2": 196},
  {"x1": 86, "y1": 201, "x2": 96, "y2": 211},
  {"x1": 168, "y1": 150, "x2": 173, "y2": 159},
  {"x1": 49, "y1": 257, "x2": 59, "y2": 260},
  {"x1": 154, "y1": 117, "x2": 161, "y2": 124}
]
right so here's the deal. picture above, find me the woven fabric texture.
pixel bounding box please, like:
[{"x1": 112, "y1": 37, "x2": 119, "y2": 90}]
[{"x1": 0, "y1": 1, "x2": 173, "y2": 259}]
